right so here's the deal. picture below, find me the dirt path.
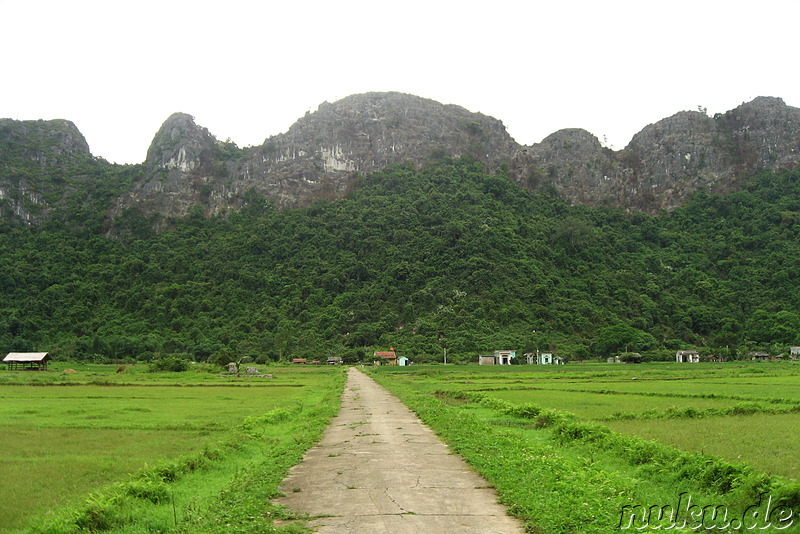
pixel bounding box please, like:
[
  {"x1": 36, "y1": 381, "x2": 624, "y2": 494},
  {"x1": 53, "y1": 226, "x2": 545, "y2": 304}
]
[{"x1": 274, "y1": 367, "x2": 525, "y2": 533}]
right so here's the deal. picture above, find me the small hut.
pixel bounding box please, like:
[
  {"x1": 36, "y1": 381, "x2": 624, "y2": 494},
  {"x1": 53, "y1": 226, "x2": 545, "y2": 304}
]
[{"x1": 4, "y1": 352, "x2": 51, "y2": 371}]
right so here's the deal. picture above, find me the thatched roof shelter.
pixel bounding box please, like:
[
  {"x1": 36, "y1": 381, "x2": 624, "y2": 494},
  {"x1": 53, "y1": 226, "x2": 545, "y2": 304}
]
[{"x1": 3, "y1": 352, "x2": 51, "y2": 371}]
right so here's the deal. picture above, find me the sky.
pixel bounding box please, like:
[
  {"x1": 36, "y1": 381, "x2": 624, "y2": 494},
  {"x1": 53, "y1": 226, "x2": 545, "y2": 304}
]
[{"x1": 1, "y1": 0, "x2": 798, "y2": 164}]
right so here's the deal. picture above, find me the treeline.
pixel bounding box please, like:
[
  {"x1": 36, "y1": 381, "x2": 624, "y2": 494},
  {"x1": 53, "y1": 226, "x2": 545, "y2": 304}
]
[{"x1": 1, "y1": 157, "x2": 799, "y2": 363}]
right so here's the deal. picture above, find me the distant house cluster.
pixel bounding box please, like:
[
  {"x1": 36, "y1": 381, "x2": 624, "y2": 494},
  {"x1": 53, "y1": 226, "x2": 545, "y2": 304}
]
[
  {"x1": 477, "y1": 350, "x2": 563, "y2": 365},
  {"x1": 673, "y1": 349, "x2": 798, "y2": 363}
]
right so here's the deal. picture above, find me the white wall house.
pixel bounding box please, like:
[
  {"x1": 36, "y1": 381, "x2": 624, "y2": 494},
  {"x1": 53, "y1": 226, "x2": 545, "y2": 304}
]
[
  {"x1": 525, "y1": 351, "x2": 564, "y2": 365},
  {"x1": 478, "y1": 350, "x2": 516, "y2": 365},
  {"x1": 676, "y1": 350, "x2": 700, "y2": 363}
]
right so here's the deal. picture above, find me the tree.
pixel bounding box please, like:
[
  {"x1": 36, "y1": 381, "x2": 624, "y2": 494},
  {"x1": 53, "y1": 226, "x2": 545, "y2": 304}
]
[{"x1": 591, "y1": 324, "x2": 654, "y2": 358}]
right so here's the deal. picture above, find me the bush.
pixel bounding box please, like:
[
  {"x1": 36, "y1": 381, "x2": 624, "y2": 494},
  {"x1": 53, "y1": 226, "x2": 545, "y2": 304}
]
[
  {"x1": 124, "y1": 477, "x2": 169, "y2": 504},
  {"x1": 505, "y1": 402, "x2": 542, "y2": 418},
  {"x1": 148, "y1": 356, "x2": 190, "y2": 372}
]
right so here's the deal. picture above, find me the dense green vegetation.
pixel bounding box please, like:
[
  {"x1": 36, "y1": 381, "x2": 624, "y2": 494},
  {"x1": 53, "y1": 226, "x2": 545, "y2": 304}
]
[
  {"x1": 371, "y1": 363, "x2": 800, "y2": 533},
  {"x1": 2, "y1": 158, "x2": 800, "y2": 363}
]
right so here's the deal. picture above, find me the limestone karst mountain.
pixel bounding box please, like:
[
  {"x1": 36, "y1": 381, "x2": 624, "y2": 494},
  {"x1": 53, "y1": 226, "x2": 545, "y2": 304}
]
[
  {"x1": 2, "y1": 93, "x2": 799, "y2": 225},
  {"x1": 116, "y1": 93, "x2": 800, "y2": 219},
  {"x1": 112, "y1": 92, "x2": 519, "y2": 220}
]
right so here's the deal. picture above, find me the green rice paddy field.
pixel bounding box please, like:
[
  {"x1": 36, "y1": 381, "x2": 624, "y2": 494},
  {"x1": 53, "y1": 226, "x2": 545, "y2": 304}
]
[
  {"x1": 373, "y1": 361, "x2": 800, "y2": 533},
  {"x1": 483, "y1": 373, "x2": 800, "y2": 480},
  {"x1": 2, "y1": 361, "x2": 798, "y2": 533},
  {"x1": 0, "y1": 363, "x2": 343, "y2": 533},
  {"x1": 385, "y1": 361, "x2": 800, "y2": 479}
]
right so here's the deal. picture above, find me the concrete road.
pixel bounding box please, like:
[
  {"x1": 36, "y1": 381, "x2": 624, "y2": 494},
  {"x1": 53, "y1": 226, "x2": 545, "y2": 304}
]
[{"x1": 274, "y1": 367, "x2": 526, "y2": 533}]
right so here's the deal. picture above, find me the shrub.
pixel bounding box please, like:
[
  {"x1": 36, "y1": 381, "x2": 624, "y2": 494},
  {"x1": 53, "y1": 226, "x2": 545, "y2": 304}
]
[
  {"x1": 505, "y1": 402, "x2": 542, "y2": 418},
  {"x1": 124, "y1": 478, "x2": 169, "y2": 504},
  {"x1": 73, "y1": 492, "x2": 122, "y2": 531},
  {"x1": 553, "y1": 421, "x2": 610, "y2": 442},
  {"x1": 148, "y1": 356, "x2": 190, "y2": 372}
]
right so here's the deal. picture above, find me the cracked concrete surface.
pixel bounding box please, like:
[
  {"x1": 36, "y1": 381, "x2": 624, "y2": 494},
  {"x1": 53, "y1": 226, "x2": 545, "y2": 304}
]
[{"x1": 274, "y1": 367, "x2": 525, "y2": 533}]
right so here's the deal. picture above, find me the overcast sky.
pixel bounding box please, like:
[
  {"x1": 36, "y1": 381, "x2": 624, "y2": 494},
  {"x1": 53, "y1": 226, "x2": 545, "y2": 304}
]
[{"x1": 2, "y1": 0, "x2": 798, "y2": 164}]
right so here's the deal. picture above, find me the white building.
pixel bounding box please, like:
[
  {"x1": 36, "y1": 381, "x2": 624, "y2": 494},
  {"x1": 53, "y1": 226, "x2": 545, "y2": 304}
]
[
  {"x1": 525, "y1": 351, "x2": 564, "y2": 365},
  {"x1": 478, "y1": 350, "x2": 516, "y2": 365},
  {"x1": 676, "y1": 350, "x2": 700, "y2": 363}
]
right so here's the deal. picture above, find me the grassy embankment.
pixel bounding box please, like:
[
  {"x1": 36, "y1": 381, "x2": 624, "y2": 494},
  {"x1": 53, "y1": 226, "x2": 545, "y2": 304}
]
[
  {"x1": 0, "y1": 362, "x2": 345, "y2": 533},
  {"x1": 371, "y1": 362, "x2": 800, "y2": 533}
]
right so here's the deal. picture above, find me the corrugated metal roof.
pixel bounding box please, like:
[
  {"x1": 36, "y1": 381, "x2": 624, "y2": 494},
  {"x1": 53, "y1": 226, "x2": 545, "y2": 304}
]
[{"x1": 3, "y1": 352, "x2": 50, "y2": 362}]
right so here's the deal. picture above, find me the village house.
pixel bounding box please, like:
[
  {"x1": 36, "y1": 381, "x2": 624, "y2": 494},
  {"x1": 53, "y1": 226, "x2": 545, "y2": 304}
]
[
  {"x1": 750, "y1": 351, "x2": 770, "y2": 362},
  {"x1": 397, "y1": 356, "x2": 410, "y2": 366},
  {"x1": 3, "y1": 352, "x2": 51, "y2": 371},
  {"x1": 374, "y1": 350, "x2": 397, "y2": 365},
  {"x1": 478, "y1": 350, "x2": 516, "y2": 365},
  {"x1": 676, "y1": 350, "x2": 700, "y2": 363},
  {"x1": 525, "y1": 351, "x2": 564, "y2": 365},
  {"x1": 790, "y1": 347, "x2": 800, "y2": 360},
  {"x1": 327, "y1": 356, "x2": 343, "y2": 365}
]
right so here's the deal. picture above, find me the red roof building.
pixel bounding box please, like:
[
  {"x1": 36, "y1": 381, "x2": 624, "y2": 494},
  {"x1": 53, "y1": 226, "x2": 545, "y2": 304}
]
[{"x1": 373, "y1": 351, "x2": 397, "y2": 365}]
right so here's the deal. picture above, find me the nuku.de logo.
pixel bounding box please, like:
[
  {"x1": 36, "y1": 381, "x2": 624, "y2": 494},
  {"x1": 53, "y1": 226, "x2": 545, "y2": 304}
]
[{"x1": 618, "y1": 492, "x2": 794, "y2": 530}]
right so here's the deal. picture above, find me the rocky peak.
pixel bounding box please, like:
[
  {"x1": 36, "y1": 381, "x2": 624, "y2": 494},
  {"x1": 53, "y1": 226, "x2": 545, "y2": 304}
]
[
  {"x1": 510, "y1": 97, "x2": 800, "y2": 212},
  {"x1": 617, "y1": 110, "x2": 732, "y2": 210},
  {"x1": 269, "y1": 92, "x2": 517, "y2": 169},
  {"x1": 110, "y1": 113, "x2": 240, "y2": 222},
  {"x1": 509, "y1": 128, "x2": 618, "y2": 205},
  {"x1": 0, "y1": 118, "x2": 92, "y2": 224},
  {"x1": 145, "y1": 112, "x2": 216, "y2": 171},
  {"x1": 0, "y1": 118, "x2": 90, "y2": 165},
  {"x1": 717, "y1": 96, "x2": 800, "y2": 169},
  {"x1": 115, "y1": 92, "x2": 520, "y2": 219}
]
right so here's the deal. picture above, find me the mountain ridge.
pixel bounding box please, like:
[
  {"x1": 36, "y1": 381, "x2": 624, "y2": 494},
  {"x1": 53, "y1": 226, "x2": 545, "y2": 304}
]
[{"x1": 2, "y1": 93, "x2": 799, "y2": 225}]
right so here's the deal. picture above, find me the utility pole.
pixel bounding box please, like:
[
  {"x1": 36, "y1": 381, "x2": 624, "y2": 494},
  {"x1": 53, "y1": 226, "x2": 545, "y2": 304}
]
[{"x1": 443, "y1": 347, "x2": 447, "y2": 365}]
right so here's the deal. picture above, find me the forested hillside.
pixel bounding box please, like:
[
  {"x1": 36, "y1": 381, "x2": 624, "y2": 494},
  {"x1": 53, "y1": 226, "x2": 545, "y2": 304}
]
[{"x1": 2, "y1": 157, "x2": 799, "y2": 363}]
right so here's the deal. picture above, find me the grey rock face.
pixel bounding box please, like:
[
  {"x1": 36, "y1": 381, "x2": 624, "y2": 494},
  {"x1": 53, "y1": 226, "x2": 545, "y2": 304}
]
[
  {"x1": 510, "y1": 97, "x2": 800, "y2": 212},
  {"x1": 5, "y1": 93, "x2": 800, "y2": 225},
  {"x1": 114, "y1": 92, "x2": 519, "y2": 219},
  {"x1": 0, "y1": 118, "x2": 91, "y2": 224}
]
